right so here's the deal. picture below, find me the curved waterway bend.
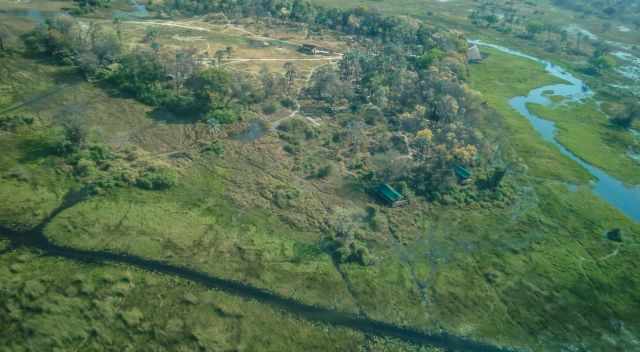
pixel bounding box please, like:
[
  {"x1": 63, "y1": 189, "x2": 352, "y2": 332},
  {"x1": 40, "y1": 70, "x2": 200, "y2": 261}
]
[{"x1": 471, "y1": 41, "x2": 640, "y2": 222}]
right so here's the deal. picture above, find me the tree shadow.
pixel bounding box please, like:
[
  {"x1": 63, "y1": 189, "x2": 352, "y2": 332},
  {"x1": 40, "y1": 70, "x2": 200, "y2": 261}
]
[
  {"x1": 147, "y1": 107, "x2": 201, "y2": 124},
  {"x1": 0, "y1": 190, "x2": 518, "y2": 352},
  {"x1": 16, "y1": 134, "x2": 62, "y2": 163},
  {"x1": 49, "y1": 66, "x2": 85, "y2": 86}
]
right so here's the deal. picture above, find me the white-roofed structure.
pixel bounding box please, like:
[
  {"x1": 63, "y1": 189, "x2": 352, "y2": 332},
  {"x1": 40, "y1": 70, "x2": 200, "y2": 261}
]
[{"x1": 467, "y1": 45, "x2": 483, "y2": 63}]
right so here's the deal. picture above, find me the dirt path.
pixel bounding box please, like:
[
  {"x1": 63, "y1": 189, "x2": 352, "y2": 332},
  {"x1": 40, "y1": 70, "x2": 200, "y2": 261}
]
[
  {"x1": 125, "y1": 19, "x2": 343, "y2": 63},
  {"x1": 126, "y1": 20, "x2": 217, "y2": 33},
  {"x1": 221, "y1": 57, "x2": 341, "y2": 62},
  {"x1": 270, "y1": 61, "x2": 334, "y2": 130},
  {"x1": 126, "y1": 19, "x2": 290, "y2": 47}
]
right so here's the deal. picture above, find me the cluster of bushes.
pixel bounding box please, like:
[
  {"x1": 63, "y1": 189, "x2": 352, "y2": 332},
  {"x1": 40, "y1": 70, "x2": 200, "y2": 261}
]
[
  {"x1": 324, "y1": 232, "x2": 372, "y2": 266},
  {"x1": 39, "y1": 116, "x2": 180, "y2": 194},
  {"x1": 331, "y1": 238, "x2": 371, "y2": 266},
  {"x1": 0, "y1": 115, "x2": 34, "y2": 131},
  {"x1": 271, "y1": 186, "x2": 300, "y2": 209},
  {"x1": 67, "y1": 143, "x2": 178, "y2": 193},
  {"x1": 582, "y1": 50, "x2": 617, "y2": 76},
  {"x1": 277, "y1": 119, "x2": 317, "y2": 155},
  {"x1": 135, "y1": 167, "x2": 177, "y2": 190},
  {"x1": 71, "y1": 0, "x2": 112, "y2": 14},
  {"x1": 321, "y1": 208, "x2": 376, "y2": 266},
  {"x1": 610, "y1": 100, "x2": 639, "y2": 129},
  {"x1": 73, "y1": 149, "x2": 178, "y2": 194},
  {"x1": 103, "y1": 53, "x2": 250, "y2": 123},
  {"x1": 199, "y1": 140, "x2": 224, "y2": 156},
  {"x1": 23, "y1": 15, "x2": 121, "y2": 69}
]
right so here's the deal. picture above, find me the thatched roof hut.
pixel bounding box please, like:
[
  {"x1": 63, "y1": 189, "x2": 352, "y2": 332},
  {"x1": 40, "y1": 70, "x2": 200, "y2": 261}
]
[{"x1": 467, "y1": 45, "x2": 482, "y2": 63}]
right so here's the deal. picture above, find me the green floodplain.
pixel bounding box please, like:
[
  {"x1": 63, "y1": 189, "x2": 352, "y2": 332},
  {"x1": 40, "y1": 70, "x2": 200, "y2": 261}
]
[{"x1": 1, "y1": 0, "x2": 639, "y2": 351}]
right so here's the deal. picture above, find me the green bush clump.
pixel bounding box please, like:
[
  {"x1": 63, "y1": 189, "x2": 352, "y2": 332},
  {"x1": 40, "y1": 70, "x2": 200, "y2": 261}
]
[
  {"x1": 272, "y1": 186, "x2": 300, "y2": 208},
  {"x1": 278, "y1": 119, "x2": 316, "y2": 138},
  {"x1": 315, "y1": 164, "x2": 334, "y2": 178},
  {"x1": 74, "y1": 158, "x2": 98, "y2": 178},
  {"x1": 334, "y1": 240, "x2": 372, "y2": 266},
  {"x1": 324, "y1": 231, "x2": 373, "y2": 266},
  {"x1": 87, "y1": 177, "x2": 121, "y2": 194},
  {"x1": 261, "y1": 101, "x2": 279, "y2": 115},
  {"x1": 283, "y1": 143, "x2": 299, "y2": 155},
  {"x1": 280, "y1": 97, "x2": 297, "y2": 109},
  {"x1": 207, "y1": 108, "x2": 238, "y2": 124},
  {"x1": 200, "y1": 141, "x2": 224, "y2": 156},
  {"x1": 0, "y1": 115, "x2": 34, "y2": 131},
  {"x1": 135, "y1": 167, "x2": 177, "y2": 190}
]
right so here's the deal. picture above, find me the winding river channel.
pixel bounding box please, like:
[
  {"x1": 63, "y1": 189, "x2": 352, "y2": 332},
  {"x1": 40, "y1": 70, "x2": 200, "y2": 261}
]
[{"x1": 472, "y1": 41, "x2": 640, "y2": 222}]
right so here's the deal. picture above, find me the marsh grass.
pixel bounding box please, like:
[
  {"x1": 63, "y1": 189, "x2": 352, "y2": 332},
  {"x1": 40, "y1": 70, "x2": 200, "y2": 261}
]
[
  {"x1": 468, "y1": 47, "x2": 592, "y2": 183},
  {"x1": 0, "y1": 248, "x2": 366, "y2": 351},
  {"x1": 528, "y1": 100, "x2": 640, "y2": 184}
]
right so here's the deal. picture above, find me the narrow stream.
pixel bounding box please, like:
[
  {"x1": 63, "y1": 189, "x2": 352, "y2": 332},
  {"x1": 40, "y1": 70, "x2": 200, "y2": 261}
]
[{"x1": 471, "y1": 41, "x2": 640, "y2": 222}]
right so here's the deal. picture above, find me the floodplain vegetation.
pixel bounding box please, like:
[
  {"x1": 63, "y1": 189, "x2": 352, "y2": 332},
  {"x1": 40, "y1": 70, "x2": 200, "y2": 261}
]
[{"x1": 0, "y1": 0, "x2": 639, "y2": 351}]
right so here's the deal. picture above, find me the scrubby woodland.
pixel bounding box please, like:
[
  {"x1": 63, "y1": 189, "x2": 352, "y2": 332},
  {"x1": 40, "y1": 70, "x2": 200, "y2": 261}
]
[
  {"x1": 553, "y1": 0, "x2": 640, "y2": 27},
  {"x1": 19, "y1": 0, "x2": 510, "y2": 203}
]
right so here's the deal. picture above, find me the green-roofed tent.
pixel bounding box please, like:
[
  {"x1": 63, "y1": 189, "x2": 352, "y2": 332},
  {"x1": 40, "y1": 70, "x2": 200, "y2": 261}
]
[
  {"x1": 454, "y1": 165, "x2": 472, "y2": 181},
  {"x1": 375, "y1": 184, "x2": 407, "y2": 207}
]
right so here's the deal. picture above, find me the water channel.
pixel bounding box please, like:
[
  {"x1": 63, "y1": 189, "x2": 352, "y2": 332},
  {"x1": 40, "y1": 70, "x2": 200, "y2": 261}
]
[{"x1": 471, "y1": 41, "x2": 640, "y2": 222}]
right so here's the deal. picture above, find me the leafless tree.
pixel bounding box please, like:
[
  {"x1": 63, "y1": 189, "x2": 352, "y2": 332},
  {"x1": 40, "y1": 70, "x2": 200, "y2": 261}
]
[{"x1": 172, "y1": 48, "x2": 199, "y2": 94}]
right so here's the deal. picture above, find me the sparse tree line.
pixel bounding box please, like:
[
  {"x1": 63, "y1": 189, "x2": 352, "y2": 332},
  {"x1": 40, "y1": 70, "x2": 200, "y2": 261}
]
[
  {"x1": 72, "y1": 0, "x2": 113, "y2": 14},
  {"x1": 466, "y1": 0, "x2": 633, "y2": 76},
  {"x1": 20, "y1": 15, "x2": 299, "y2": 124},
  {"x1": 158, "y1": 0, "x2": 465, "y2": 49},
  {"x1": 552, "y1": 0, "x2": 640, "y2": 29}
]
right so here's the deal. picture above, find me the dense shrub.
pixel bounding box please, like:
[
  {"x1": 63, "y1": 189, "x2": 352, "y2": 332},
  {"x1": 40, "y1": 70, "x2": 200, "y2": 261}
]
[
  {"x1": 261, "y1": 101, "x2": 279, "y2": 115},
  {"x1": 315, "y1": 164, "x2": 334, "y2": 178},
  {"x1": 326, "y1": 237, "x2": 372, "y2": 266},
  {"x1": 135, "y1": 168, "x2": 177, "y2": 190},
  {"x1": 207, "y1": 108, "x2": 238, "y2": 124},
  {"x1": 280, "y1": 97, "x2": 297, "y2": 109},
  {"x1": 0, "y1": 115, "x2": 34, "y2": 131},
  {"x1": 272, "y1": 186, "x2": 300, "y2": 208},
  {"x1": 199, "y1": 141, "x2": 224, "y2": 155}
]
